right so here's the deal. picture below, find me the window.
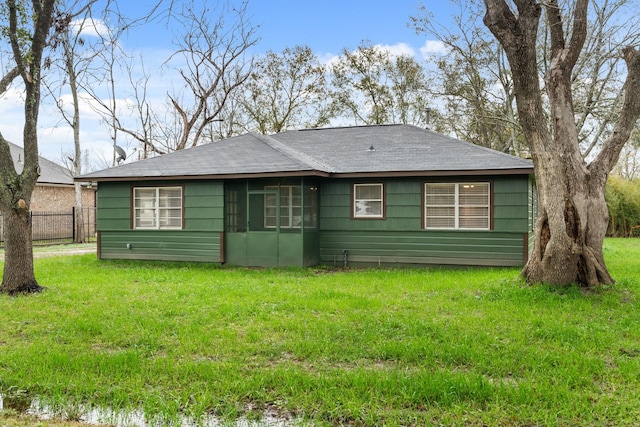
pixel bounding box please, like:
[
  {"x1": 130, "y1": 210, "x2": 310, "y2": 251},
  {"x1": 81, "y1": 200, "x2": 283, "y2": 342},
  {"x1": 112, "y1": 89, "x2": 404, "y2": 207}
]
[
  {"x1": 424, "y1": 182, "x2": 490, "y2": 229},
  {"x1": 133, "y1": 187, "x2": 183, "y2": 229},
  {"x1": 353, "y1": 183, "x2": 384, "y2": 218},
  {"x1": 264, "y1": 185, "x2": 302, "y2": 228}
]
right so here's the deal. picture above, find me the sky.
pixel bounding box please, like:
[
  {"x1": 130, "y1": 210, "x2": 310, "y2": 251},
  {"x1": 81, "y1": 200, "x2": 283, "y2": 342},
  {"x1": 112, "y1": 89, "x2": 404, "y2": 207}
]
[{"x1": 0, "y1": 0, "x2": 455, "y2": 169}]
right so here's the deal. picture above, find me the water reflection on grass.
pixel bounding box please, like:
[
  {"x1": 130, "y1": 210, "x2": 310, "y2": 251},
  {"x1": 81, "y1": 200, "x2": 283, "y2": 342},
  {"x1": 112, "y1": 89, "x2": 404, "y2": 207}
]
[{"x1": 0, "y1": 393, "x2": 300, "y2": 427}]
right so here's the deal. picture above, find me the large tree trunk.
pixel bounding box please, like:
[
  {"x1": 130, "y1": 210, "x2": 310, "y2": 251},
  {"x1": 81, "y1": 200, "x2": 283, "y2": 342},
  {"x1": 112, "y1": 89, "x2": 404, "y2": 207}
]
[
  {"x1": 524, "y1": 154, "x2": 613, "y2": 286},
  {"x1": 0, "y1": 0, "x2": 56, "y2": 295},
  {"x1": 484, "y1": 0, "x2": 640, "y2": 287},
  {"x1": 0, "y1": 206, "x2": 42, "y2": 295}
]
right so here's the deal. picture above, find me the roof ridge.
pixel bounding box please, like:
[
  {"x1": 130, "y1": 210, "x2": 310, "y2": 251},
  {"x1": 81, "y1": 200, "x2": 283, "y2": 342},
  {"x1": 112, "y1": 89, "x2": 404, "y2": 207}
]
[
  {"x1": 297, "y1": 123, "x2": 402, "y2": 132},
  {"x1": 251, "y1": 133, "x2": 334, "y2": 173}
]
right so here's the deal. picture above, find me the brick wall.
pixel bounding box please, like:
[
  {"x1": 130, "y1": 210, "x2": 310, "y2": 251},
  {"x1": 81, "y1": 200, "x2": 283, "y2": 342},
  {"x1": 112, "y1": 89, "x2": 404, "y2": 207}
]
[{"x1": 30, "y1": 184, "x2": 96, "y2": 212}]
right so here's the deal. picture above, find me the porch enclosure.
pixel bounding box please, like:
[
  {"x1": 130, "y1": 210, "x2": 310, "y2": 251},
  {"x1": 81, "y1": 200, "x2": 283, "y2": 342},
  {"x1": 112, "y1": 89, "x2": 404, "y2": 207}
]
[{"x1": 224, "y1": 178, "x2": 320, "y2": 267}]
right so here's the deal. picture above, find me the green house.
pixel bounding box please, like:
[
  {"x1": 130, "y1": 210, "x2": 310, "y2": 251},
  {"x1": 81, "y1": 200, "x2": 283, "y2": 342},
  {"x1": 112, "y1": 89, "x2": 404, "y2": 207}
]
[{"x1": 77, "y1": 124, "x2": 536, "y2": 268}]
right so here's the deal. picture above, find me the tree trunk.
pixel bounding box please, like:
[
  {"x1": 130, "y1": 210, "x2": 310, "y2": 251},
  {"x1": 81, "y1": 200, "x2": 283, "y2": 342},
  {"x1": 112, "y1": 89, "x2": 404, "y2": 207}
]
[
  {"x1": 524, "y1": 154, "x2": 614, "y2": 286},
  {"x1": 0, "y1": 0, "x2": 56, "y2": 295},
  {"x1": 0, "y1": 207, "x2": 42, "y2": 295},
  {"x1": 74, "y1": 183, "x2": 85, "y2": 243},
  {"x1": 483, "y1": 0, "x2": 640, "y2": 287}
]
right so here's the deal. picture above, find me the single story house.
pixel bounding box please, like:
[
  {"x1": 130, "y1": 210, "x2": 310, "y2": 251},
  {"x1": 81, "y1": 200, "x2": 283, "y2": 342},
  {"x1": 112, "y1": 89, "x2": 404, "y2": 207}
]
[{"x1": 76, "y1": 124, "x2": 536, "y2": 268}]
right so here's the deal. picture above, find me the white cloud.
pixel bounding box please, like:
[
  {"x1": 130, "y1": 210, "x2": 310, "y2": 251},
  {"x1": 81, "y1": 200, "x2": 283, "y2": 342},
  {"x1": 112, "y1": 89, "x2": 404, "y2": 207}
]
[
  {"x1": 321, "y1": 42, "x2": 418, "y2": 67},
  {"x1": 374, "y1": 42, "x2": 416, "y2": 58},
  {"x1": 70, "y1": 18, "x2": 110, "y2": 38},
  {"x1": 420, "y1": 40, "x2": 448, "y2": 57}
]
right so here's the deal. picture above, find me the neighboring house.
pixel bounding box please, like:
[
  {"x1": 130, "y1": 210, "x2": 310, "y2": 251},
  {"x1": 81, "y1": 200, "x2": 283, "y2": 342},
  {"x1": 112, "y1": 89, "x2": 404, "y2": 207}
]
[
  {"x1": 8, "y1": 141, "x2": 96, "y2": 212},
  {"x1": 77, "y1": 124, "x2": 536, "y2": 268}
]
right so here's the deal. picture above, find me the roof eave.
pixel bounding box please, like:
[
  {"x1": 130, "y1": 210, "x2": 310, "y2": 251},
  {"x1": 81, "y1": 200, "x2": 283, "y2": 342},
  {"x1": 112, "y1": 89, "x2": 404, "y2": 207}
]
[
  {"x1": 74, "y1": 169, "x2": 331, "y2": 183},
  {"x1": 75, "y1": 167, "x2": 534, "y2": 183},
  {"x1": 328, "y1": 168, "x2": 534, "y2": 178}
]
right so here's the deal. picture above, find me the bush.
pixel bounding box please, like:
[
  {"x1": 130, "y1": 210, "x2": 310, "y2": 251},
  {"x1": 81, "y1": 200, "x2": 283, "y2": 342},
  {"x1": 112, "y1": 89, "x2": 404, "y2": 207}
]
[{"x1": 606, "y1": 175, "x2": 640, "y2": 237}]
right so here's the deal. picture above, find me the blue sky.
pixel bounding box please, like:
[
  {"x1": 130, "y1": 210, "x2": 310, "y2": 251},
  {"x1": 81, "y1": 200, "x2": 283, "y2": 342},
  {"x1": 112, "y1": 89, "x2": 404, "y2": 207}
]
[
  {"x1": 247, "y1": 0, "x2": 431, "y2": 55},
  {"x1": 123, "y1": 0, "x2": 451, "y2": 57},
  {"x1": 2, "y1": 0, "x2": 455, "y2": 166}
]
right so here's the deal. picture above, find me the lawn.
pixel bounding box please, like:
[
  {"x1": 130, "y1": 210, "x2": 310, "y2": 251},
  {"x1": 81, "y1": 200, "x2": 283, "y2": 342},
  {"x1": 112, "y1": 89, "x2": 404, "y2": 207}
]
[{"x1": 1, "y1": 239, "x2": 639, "y2": 426}]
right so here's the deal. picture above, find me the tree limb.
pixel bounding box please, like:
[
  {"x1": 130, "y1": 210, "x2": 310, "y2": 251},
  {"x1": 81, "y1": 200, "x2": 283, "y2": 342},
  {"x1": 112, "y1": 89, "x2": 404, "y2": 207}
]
[
  {"x1": 0, "y1": 67, "x2": 20, "y2": 94},
  {"x1": 590, "y1": 47, "x2": 640, "y2": 180}
]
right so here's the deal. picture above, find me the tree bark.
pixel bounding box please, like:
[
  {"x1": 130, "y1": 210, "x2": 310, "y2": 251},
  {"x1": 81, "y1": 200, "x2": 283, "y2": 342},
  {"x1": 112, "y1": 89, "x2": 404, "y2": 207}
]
[
  {"x1": 0, "y1": 205, "x2": 42, "y2": 295},
  {"x1": 0, "y1": 0, "x2": 56, "y2": 295},
  {"x1": 484, "y1": 0, "x2": 640, "y2": 287}
]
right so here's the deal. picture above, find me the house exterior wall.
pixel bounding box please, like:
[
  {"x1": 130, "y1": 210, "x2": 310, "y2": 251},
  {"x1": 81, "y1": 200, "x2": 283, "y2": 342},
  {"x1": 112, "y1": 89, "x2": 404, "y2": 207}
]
[
  {"x1": 94, "y1": 175, "x2": 532, "y2": 268},
  {"x1": 318, "y1": 176, "x2": 531, "y2": 267},
  {"x1": 96, "y1": 180, "x2": 224, "y2": 262},
  {"x1": 30, "y1": 184, "x2": 96, "y2": 211}
]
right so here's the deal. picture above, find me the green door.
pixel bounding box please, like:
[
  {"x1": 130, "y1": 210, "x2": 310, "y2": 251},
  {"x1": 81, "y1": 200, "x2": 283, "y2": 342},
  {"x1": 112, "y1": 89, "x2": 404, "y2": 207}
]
[{"x1": 246, "y1": 190, "x2": 279, "y2": 266}]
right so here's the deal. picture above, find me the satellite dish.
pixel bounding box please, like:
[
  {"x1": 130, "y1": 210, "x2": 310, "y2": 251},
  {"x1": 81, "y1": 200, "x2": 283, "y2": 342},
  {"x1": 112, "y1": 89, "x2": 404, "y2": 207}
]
[{"x1": 114, "y1": 145, "x2": 127, "y2": 164}]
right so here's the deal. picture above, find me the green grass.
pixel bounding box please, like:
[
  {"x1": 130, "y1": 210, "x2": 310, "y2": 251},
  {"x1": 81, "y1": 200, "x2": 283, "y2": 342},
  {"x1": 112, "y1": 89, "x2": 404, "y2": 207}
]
[{"x1": 1, "y1": 238, "x2": 640, "y2": 426}]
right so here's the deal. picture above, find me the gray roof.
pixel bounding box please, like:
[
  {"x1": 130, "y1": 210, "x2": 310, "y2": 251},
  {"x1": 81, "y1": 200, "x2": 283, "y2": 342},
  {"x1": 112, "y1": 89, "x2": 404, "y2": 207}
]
[
  {"x1": 8, "y1": 141, "x2": 73, "y2": 185},
  {"x1": 77, "y1": 124, "x2": 533, "y2": 181}
]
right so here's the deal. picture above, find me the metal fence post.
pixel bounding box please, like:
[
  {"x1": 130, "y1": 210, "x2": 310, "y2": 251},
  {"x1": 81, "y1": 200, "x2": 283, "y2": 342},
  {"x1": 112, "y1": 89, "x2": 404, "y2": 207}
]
[{"x1": 72, "y1": 206, "x2": 76, "y2": 242}]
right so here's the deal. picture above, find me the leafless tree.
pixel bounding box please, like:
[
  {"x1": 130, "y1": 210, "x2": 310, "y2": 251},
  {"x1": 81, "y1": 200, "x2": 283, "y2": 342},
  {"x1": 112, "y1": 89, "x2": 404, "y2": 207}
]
[
  {"x1": 43, "y1": 1, "x2": 104, "y2": 243},
  {"x1": 411, "y1": 0, "x2": 523, "y2": 154},
  {"x1": 153, "y1": 0, "x2": 258, "y2": 153}
]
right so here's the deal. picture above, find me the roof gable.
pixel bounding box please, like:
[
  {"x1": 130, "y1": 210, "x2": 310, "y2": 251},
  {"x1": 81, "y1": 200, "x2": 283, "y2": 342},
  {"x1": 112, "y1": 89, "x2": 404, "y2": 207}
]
[{"x1": 8, "y1": 141, "x2": 73, "y2": 185}]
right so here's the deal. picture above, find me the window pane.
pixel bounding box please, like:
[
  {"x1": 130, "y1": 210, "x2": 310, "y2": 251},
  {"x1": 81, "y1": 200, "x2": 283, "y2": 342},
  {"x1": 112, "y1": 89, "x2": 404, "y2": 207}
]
[
  {"x1": 135, "y1": 211, "x2": 156, "y2": 228},
  {"x1": 459, "y1": 184, "x2": 489, "y2": 205},
  {"x1": 426, "y1": 217, "x2": 455, "y2": 228},
  {"x1": 460, "y1": 207, "x2": 489, "y2": 217},
  {"x1": 425, "y1": 182, "x2": 489, "y2": 230},
  {"x1": 159, "y1": 209, "x2": 182, "y2": 228},
  {"x1": 134, "y1": 189, "x2": 156, "y2": 208},
  {"x1": 304, "y1": 185, "x2": 318, "y2": 228},
  {"x1": 425, "y1": 184, "x2": 455, "y2": 205},
  {"x1": 354, "y1": 184, "x2": 383, "y2": 218},
  {"x1": 133, "y1": 187, "x2": 182, "y2": 230},
  {"x1": 355, "y1": 200, "x2": 382, "y2": 217},
  {"x1": 356, "y1": 184, "x2": 381, "y2": 200},
  {"x1": 280, "y1": 206, "x2": 291, "y2": 227},
  {"x1": 460, "y1": 217, "x2": 489, "y2": 229},
  {"x1": 426, "y1": 206, "x2": 455, "y2": 217}
]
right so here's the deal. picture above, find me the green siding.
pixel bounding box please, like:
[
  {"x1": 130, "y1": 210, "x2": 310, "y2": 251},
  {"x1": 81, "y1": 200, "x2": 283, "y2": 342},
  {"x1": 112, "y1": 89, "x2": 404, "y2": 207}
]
[
  {"x1": 493, "y1": 178, "x2": 529, "y2": 232},
  {"x1": 320, "y1": 230, "x2": 525, "y2": 267},
  {"x1": 100, "y1": 231, "x2": 221, "y2": 262},
  {"x1": 318, "y1": 176, "x2": 531, "y2": 267},
  {"x1": 95, "y1": 175, "x2": 531, "y2": 267},
  {"x1": 527, "y1": 177, "x2": 538, "y2": 260},
  {"x1": 97, "y1": 181, "x2": 223, "y2": 262}
]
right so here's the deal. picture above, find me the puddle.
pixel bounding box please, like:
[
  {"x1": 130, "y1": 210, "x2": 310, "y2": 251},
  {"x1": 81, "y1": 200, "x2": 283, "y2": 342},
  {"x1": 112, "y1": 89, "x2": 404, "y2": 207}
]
[{"x1": 0, "y1": 392, "x2": 302, "y2": 426}]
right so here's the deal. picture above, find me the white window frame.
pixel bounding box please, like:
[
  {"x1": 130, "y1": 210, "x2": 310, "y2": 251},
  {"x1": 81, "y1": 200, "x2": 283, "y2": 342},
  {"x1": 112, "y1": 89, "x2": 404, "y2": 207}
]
[
  {"x1": 264, "y1": 185, "x2": 302, "y2": 229},
  {"x1": 133, "y1": 186, "x2": 183, "y2": 230},
  {"x1": 424, "y1": 182, "x2": 490, "y2": 230},
  {"x1": 353, "y1": 183, "x2": 384, "y2": 219}
]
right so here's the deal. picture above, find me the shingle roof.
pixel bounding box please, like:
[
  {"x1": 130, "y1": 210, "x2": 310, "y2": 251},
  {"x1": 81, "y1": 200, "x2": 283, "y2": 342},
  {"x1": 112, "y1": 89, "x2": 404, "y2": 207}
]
[
  {"x1": 8, "y1": 141, "x2": 73, "y2": 185},
  {"x1": 76, "y1": 124, "x2": 533, "y2": 181}
]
